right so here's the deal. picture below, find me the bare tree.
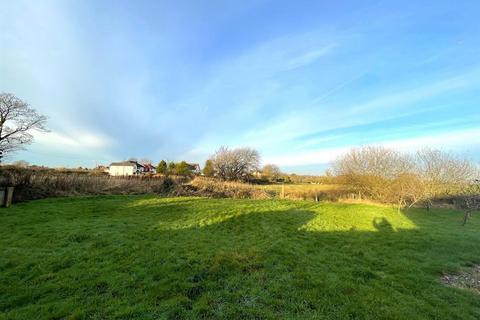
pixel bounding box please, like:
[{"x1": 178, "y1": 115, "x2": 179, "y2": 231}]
[
  {"x1": 12, "y1": 160, "x2": 29, "y2": 168},
  {"x1": 139, "y1": 158, "x2": 152, "y2": 165},
  {"x1": 457, "y1": 180, "x2": 480, "y2": 225},
  {"x1": 331, "y1": 145, "x2": 479, "y2": 209},
  {"x1": 210, "y1": 146, "x2": 260, "y2": 181},
  {"x1": 0, "y1": 93, "x2": 48, "y2": 162},
  {"x1": 262, "y1": 164, "x2": 282, "y2": 181},
  {"x1": 390, "y1": 172, "x2": 425, "y2": 210},
  {"x1": 331, "y1": 146, "x2": 412, "y2": 201},
  {"x1": 332, "y1": 146, "x2": 412, "y2": 179},
  {"x1": 414, "y1": 148, "x2": 477, "y2": 191},
  {"x1": 412, "y1": 148, "x2": 478, "y2": 209}
]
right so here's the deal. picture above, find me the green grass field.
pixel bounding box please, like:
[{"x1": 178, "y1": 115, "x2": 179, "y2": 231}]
[{"x1": 1, "y1": 196, "x2": 480, "y2": 319}]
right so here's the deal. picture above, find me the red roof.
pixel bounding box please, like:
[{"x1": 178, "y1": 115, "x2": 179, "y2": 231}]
[{"x1": 143, "y1": 163, "x2": 154, "y2": 171}]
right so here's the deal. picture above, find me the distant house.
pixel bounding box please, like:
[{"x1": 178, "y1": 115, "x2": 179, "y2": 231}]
[
  {"x1": 252, "y1": 170, "x2": 263, "y2": 178},
  {"x1": 187, "y1": 163, "x2": 201, "y2": 175},
  {"x1": 142, "y1": 163, "x2": 156, "y2": 174},
  {"x1": 95, "y1": 165, "x2": 110, "y2": 174},
  {"x1": 108, "y1": 161, "x2": 144, "y2": 176}
]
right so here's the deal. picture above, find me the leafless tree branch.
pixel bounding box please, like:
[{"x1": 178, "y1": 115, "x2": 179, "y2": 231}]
[{"x1": 0, "y1": 93, "x2": 48, "y2": 161}]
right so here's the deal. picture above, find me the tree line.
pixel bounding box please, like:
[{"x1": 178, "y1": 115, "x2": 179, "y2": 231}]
[
  {"x1": 155, "y1": 160, "x2": 197, "y2": 176},
  {"x1": 198, "y1": 146, "x2": 284, "y2": 182}
]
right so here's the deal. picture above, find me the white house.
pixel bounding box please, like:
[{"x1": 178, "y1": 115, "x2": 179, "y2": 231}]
[{"x1": 108, "y1": 161, "x2": 144, "y2": 176}]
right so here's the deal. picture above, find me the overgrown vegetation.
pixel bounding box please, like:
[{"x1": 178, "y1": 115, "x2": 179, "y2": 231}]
[
  {"x1": 1, "y1": 196, "x2": 480, "y2": 319},
  {"x1": 257, "y1": 183, "x2": 348, "y2": 201},
  {"x1": 332, "y1": 146, "x2": 479, "y2": 209},
  {"x1": 0, "y1": 166, "x2": 180, "y2": 202},
  {"x1": 189, "y1": 177, "x2": 273, "y2": 199}
]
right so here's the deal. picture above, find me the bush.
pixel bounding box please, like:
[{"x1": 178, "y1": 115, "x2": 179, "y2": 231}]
[
  {"x1": 331, "y1": 146, "x2": 480, "y2": 207},
  {"x1": 202, "y1": 159, "x2": 215, "y2": 177},
  {"x1": 156, "y1": 160, "x2": 167, "y2": 174}
]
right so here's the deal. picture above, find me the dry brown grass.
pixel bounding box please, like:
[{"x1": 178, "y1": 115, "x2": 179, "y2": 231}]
[
  {"x1": 188, "y1": 177, "x2": 273, "y2": 199},
  {"x1": 442, "y1": 265, "x2": 480, "y2": 295},
  {"x1": 188, "y1": 178, "x2": 351, "y2": 201},
  {"x1": 256, "y1": 183, "x2": 349, "y2": 201},
  {"x1": 0, "y1": 167, "x2": 180, "y2": 202}
]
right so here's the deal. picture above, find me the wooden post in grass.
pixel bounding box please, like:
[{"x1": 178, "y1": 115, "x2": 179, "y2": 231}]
[
  {"x1": 0, "y1": 188, "x2": 5, "y2": 206},
  {"x1": 5, "y1": 187, "x2": 13, "y2": 207},
  {"x1": 460, "y1": 180, "x2": 480, "y2": 226},
  {"x1": 463, "y1": 211, "x2": 471, "y2": 226},
  {"x1": 281, "y1": 184, "x2": 285, "y2": 199}
]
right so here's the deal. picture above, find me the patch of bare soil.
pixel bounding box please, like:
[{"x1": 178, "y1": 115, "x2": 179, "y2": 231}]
[{"x1": 442, "y1": 265, "x2": 480, "y2": 294}]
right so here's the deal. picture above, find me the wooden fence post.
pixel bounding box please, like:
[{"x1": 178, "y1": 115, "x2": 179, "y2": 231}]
[
  {"x1": 0, "y1": 188, "x2": 5, "y2": 206},
  {"x1": 5, "y1": 187, "x2": 14, "y2": 207}
]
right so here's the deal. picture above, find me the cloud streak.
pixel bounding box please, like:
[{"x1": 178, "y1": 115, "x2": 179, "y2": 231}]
[{"x1": 264, "y1": 128, "x2": 480, "y2": 167}]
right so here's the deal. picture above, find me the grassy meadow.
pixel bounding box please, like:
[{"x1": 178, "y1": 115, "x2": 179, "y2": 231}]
[{"x1": 1, "y1": 196, "x2": 480, "y2": 319}]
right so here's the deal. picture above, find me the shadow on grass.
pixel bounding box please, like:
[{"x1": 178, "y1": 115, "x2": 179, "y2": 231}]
[
  {"x1": 133, "y1": 201, "x2": 480, "y2": 318},
  {"x1": 1, "y1": 197, "x2": 480, "y2": 319},
  {"x1": 372, "y1": 217, "x2": 394, "y2": 232}
]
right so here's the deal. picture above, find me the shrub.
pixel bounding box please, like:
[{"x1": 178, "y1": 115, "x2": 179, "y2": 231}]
[
  {"x1": 175, "y1": 161, "x2": 191, "y2": 176},
  {"x1": 331, "y1": 146, "x2": 480, "y2": 207},
  {"x1": 202, "y1": 159, "x2": 215, "y2": 177}
]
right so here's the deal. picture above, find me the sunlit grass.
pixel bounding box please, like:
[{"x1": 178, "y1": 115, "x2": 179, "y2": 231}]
[
  {"x1": 1, "y1": 195, "x2": 479, "y2": 319},
  {"x1": 298, "y1": 203, "x2": 418, "y2": 232}
]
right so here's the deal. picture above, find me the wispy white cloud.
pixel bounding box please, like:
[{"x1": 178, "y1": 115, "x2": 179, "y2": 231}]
[
  {"x1": 33, "y1": 130, "x2": 115, "y2": 150},
  {"x1": 264, "y1": 128, "x2": 480, "y2": 167},
  {"x1": 380, "y1": 128, "x2": 480, "y2": 153},
  {"x1": 226, "y1": 68, "x2": 480, "y2": 154},
  {"x1": 345, "y1": 74, "x2": 472, "y2": 116},
  {"x1": 283, "y1": 44, "x2": 337, "y2": 70}
]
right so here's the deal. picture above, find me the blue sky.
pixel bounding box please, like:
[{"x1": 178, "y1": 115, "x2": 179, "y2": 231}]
[{"x1": 1, "y1": 0, "x2": 479, "y2": 173}]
